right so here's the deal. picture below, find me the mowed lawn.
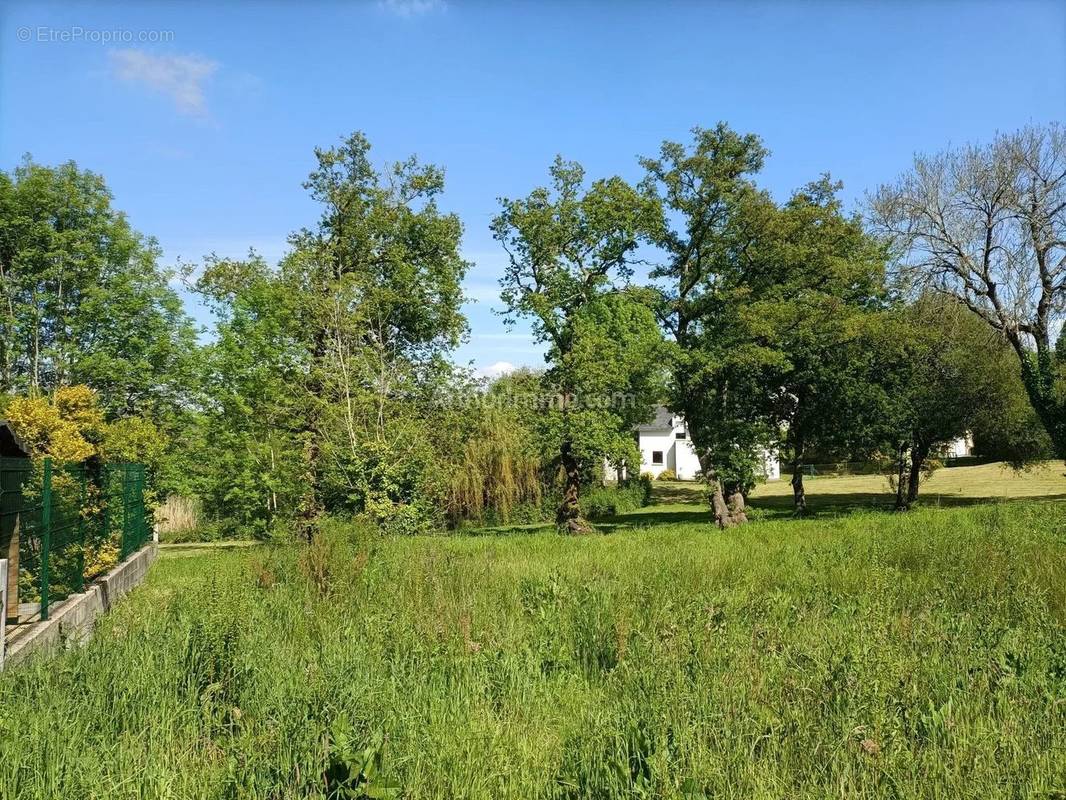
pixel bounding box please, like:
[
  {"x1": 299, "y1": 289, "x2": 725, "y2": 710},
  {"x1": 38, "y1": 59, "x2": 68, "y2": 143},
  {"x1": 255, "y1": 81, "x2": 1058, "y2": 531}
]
[
  {"x1": 750, "y1": 460, "x2": 1066, "y2": 510},
  {"x1": 0, "y1": 483, "x2": 1064, "y2": 798},
  {"x1": 634, "y1": 460, "x2": 1066, "y2": 521}
]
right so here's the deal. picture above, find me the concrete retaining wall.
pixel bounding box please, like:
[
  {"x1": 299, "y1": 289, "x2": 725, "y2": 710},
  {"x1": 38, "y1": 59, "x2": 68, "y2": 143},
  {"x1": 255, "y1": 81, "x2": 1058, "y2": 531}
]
[
  {"x1": 0, "y1": 559, "x2": 7, "y2": 669},
  {"x1": 3, "y1": 544, "x2": 157, "y2": 668}
]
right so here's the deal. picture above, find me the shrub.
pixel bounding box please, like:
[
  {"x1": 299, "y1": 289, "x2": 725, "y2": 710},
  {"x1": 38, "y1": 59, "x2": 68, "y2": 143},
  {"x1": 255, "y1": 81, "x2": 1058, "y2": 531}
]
[
  {"x1": 631, "y1": 473, "x2": 653, "y2": 504},
  {"x1": 6, "y1": 386, "x2": 102, "y2": 461},
  {"x1": 83, "y1": 537, "x2": 120, "y2": 578},
  {"x1": 579, "y1": 487, "x2": 621, "y2": 518},
  {"x1": 443, "y1": 407, "x2": 543, "y2": 526},
  {"x1": 656, "y1": 468, "x2": 677, "y2": 481},
  {"x1": 159, "y1": 520, "x2": 224, "y2": 544},
  {"x1": 368, "y1": 498, "x2": 436, "y2": 537},
  {"x1": 580, "y1": 478, "x2": 652, "y2": 519}
]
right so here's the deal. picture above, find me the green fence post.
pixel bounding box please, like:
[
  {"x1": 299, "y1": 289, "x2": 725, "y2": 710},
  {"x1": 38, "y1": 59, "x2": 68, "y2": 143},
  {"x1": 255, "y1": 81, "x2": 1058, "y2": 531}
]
[
  {"x1": 102, "y1": 466, "x2": 110, "y2": 561},
  {"x1": 40, "y1": 457, "x2": 52, "y2": 621},
  {"x1": 139, "y1": 466, "x2": 148, "y2": 550},
  {"x1": 76, "y1": 467, "x2": 86, "y2": 593},
  {"x1": 121, "y1": 465, "x2": 131, "y2": 559},
  {"x1": 131, "y1": 466, "x2": 139, "y2": 552}
]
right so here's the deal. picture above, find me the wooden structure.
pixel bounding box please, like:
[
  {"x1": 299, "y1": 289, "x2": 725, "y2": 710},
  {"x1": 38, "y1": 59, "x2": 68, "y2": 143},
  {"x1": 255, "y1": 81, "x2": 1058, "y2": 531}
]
[{"x1": 0, "y1": 421, "x2": 29, "y2": 622}]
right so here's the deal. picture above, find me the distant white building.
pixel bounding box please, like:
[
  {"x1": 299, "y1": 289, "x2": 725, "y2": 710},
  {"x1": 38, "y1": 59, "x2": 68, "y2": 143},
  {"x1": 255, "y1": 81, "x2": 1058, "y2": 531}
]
[
  {"x1": 940, "y1": 434, "x2": 975, "y2": 459},
  {"x1": 618, "y1": 409, "x2": 973, "y2": 482},
  {"x1": 632, "y1": 406, "x2": 780, "y2": 481}
]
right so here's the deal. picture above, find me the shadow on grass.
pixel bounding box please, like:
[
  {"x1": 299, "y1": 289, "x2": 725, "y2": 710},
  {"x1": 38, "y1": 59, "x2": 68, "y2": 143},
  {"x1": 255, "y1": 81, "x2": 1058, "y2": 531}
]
[
  {"x1": 645, "y1": 483, "x2": 703, "y2": 504},
  {"x1": 598, "y1": 491, "x2": 1066, "y2": 531},
  {"x1": 159, "y1": 540, "x2": 265, "y2": 558},
  {"x1": 450, "y1": 521, "x2": 558, "y2": 537},
  {"x1": 748, "y1": 491, "x2": 1066, "y2": 519},
  {"x1": 457, "y1": 487, "x2": 1066, "y2": 536}
]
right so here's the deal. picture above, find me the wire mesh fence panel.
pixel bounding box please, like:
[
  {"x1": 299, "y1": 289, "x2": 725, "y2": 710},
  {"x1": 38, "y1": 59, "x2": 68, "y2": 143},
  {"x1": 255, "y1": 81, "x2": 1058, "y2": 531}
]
[
  {"x1": 0, "y1": 458, "x2": 151, "y2": 622},
  {"x1": 8, "y1": 459, "x2": 50, "y2": 618},
  {"x1": 105, "y1": 463, "x2": 150, "y2": 559},
  {"x1": 18, "y1": 460, "x2": 91, "y2": 620},
  {"x1": 0, "y1": 458, "x2": 31, "y2": 622}
]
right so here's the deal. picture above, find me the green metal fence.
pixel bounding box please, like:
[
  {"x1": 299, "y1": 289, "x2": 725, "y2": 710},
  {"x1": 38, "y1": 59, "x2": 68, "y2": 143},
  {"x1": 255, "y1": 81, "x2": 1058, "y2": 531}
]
[
  {"x1": 107, "y1": 463, "x2": 151, "y2": 559},
  {"x1": 0, "y1": 458, "x2": 151, "y2": 623}
]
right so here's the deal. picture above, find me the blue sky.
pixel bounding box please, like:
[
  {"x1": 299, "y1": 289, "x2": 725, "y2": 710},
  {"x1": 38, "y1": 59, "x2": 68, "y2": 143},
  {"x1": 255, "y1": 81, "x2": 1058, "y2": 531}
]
[{"x1": 2, "y1": 0, "x2": 1063, "y2": 376}]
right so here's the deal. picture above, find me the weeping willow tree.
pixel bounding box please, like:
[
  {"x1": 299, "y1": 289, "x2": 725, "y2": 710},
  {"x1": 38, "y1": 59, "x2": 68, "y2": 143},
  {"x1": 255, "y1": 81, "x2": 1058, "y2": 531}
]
[{"x1": 445, "y1": 408, "x2": 543, "y2": 526}]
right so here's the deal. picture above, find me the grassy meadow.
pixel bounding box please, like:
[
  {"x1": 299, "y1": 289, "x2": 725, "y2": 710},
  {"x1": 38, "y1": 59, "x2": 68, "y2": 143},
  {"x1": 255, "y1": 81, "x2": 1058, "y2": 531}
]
[
  {"x1": 748, "y1": 460, "x2": 1066, "y2": 513},
  {"x1": 1, "y1": 474, "x2": 1064, "y2": 798}
]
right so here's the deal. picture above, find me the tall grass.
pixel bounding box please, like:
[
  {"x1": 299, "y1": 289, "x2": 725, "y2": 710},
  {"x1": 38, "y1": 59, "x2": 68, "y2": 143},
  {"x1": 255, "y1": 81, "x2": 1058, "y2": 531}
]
[
  {"x1": 155, "y1": 494, "x2": 202, "y2": 535},
  {"x1": 0, "y1": 504, "x2": 1063, "y2": 798}
]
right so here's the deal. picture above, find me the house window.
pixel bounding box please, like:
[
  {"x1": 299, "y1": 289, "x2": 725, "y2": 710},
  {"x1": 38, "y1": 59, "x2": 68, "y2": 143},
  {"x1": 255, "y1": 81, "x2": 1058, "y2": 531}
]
[
  {"x1": 651, "y1": 451, "x2": 664, "y2": 465},
  {"x1": 675, "y1": 430, "x2": 686, "y2": 440}
]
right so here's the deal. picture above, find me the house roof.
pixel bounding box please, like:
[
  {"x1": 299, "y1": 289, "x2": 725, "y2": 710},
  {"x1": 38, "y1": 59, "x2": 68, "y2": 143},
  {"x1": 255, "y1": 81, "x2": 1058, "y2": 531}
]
[{"x1": 635, "y1": 405, "x2": 675, "y2": 432}]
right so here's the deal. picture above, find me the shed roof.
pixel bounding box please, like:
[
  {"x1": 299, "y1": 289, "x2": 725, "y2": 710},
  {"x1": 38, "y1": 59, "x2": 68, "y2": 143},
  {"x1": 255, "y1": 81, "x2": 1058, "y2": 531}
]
[{"x1": 0, "y1": 421, "x2": 29, "y2": 458}]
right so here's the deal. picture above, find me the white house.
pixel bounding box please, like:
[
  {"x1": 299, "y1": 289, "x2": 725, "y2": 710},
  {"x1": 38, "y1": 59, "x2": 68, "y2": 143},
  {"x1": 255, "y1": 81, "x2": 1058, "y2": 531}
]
[
  {"x1": 633, "y1": 406, "x2": 781, "y2": 481},
  {"x1": 621, "y1": 407, "x2": 974, "y2": 482},
  {"x1": 941, "y1": 434, "x2": 975, "y2": 459}
]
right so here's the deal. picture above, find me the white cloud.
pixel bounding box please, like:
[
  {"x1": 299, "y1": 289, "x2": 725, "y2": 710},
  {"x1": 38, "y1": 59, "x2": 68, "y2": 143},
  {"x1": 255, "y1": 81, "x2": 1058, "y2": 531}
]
[
  {"x1": 479, "y1": 361, "x2": 516, "y2": 379},
  {"x1": 378, "y1": 0, "x2": 446, "y2": 18},
  {"x1": 109, "y1": 49, "x2": 218, "y2": 117}
]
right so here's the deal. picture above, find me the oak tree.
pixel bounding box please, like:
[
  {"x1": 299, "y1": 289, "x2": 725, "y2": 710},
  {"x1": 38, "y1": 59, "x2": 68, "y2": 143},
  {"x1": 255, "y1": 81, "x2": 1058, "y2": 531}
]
[{"x1": 493, "y1": 158, "x2": 661, "y2": 533}]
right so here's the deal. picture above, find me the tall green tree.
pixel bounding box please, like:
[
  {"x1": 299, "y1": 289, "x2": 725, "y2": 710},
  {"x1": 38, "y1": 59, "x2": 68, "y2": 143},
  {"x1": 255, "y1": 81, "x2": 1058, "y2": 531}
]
[
  {"x1": 493, "y1": 157, "x2": 662, "y2": 533},
  {"x1": 0, "y1": 158, "x2": 196, "y2": 417},
  {"x1": 286, "y1": 133, "x2": 469, "y2": 538},
  {"x1": 870, "y1": 297, "x2": 1023, "y2": 510},
  {"x1": 970, "y1": 378, "x2": 1053, "y2": 467},
  {"x1": 563, "y1": 290, "x2": 666, "y2": 475},
  {"x1": 188, "y1": 253, "x2": 305, "y2": 537},
  {"x1": 641, "y1": 124, "x2": 778, "y2": 527},
  {"x1": 747, "y1": 178, "x2": 888, "y2": 513}
]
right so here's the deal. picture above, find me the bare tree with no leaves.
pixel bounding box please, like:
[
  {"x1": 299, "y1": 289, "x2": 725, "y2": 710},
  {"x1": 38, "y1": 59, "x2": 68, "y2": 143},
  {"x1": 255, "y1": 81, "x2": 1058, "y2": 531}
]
[{"x1": 870, "y1": 124, "x2": 1066, "y2": 455}]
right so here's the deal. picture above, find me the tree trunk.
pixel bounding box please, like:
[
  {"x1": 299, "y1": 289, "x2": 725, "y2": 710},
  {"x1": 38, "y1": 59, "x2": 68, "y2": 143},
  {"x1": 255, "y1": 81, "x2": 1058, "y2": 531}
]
[
  {"x1": 31, "y1": 310, "x2": 40, "y2": 393},
  {"x1": 701, "y1": 462, "x2": 740, "y2": 529},
  {"x1": 788, "y1": 432, "x2": 807, "y2": 516},
  {"x1": 556, "y1": 441, "x2": 592, "y2": 534},
  {"x1": 0, "y1": 337, "x2": 7, "y2": 395},
  {"x1": 296, "y1": 326, "x2": 327, "y2": 542},
  {"x1": 0, "y1": 256, "x2": 12, "y2": 393},
  {"x1": 893, "y1": 441, "x2": 910, "y2": 511},
  {"x1": 790, "y1": 463, "x2": 807, "y2": 516},
  {"x1": 726, "y1": 485, "x2": 748, "y2": 525},
  {"x1": 907, "y1": 441, "x2": 929, "y2": 505},
  {"x1": 709, "y1": 477, "x2": 735, "y2": 528}
]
